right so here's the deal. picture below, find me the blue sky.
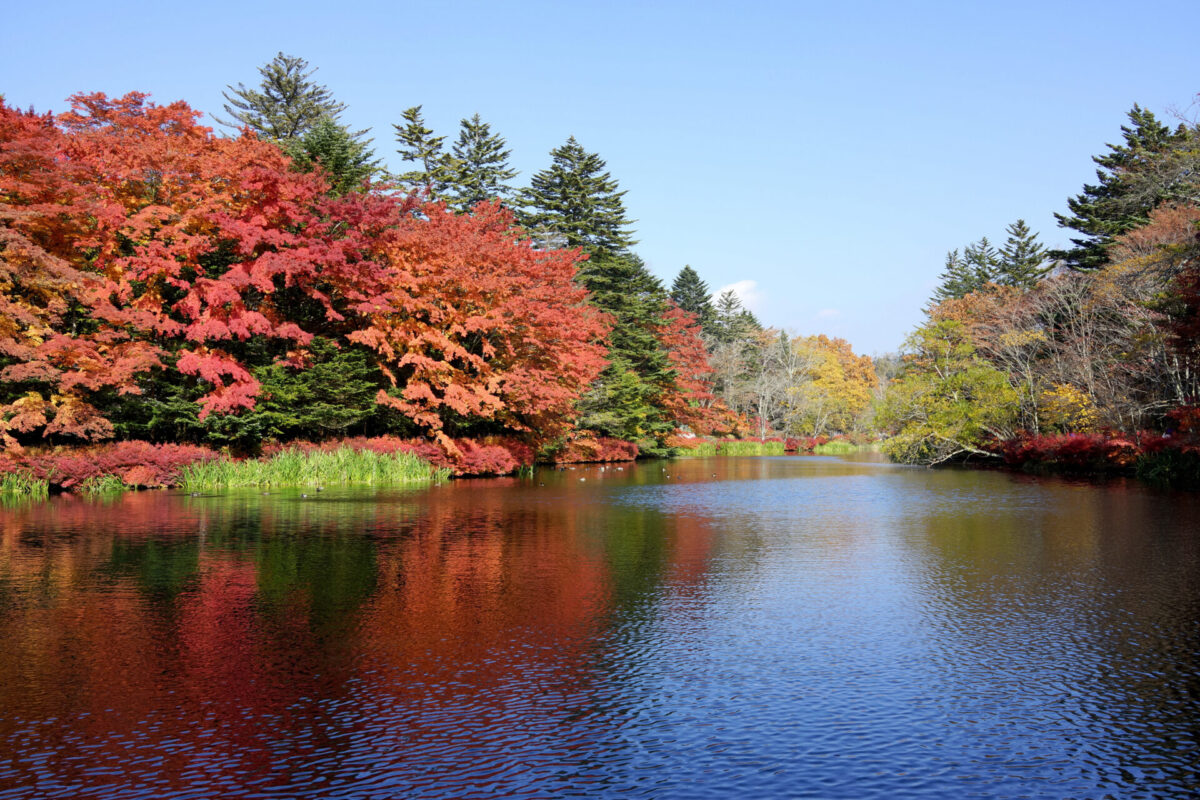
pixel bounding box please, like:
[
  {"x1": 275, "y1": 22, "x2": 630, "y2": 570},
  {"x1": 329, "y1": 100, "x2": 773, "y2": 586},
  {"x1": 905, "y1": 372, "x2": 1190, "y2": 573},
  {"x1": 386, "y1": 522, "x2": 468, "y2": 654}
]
[{"x1": 3, "y1": 0, "x2": 1197, "y2": 354}]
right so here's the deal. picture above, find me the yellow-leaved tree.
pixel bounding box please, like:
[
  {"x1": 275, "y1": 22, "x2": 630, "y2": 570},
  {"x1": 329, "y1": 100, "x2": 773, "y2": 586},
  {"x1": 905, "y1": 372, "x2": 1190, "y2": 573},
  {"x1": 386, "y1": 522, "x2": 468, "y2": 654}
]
[{"x1": 784, "y1": 335, "x2": 877, "y2": 437}]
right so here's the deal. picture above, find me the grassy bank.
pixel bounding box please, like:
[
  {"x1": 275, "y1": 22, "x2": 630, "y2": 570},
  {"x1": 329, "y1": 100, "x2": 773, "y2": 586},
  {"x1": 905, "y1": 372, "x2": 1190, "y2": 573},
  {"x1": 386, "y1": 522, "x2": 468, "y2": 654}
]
[
  {"x1": 0, "y1": 471, "x2": 49, "y2": 499},
  {"x1": 813, "y1": 441, "x2": 860, "y2": 455},
  {"x1": 673, "y1": 439, "x2": 787, "y2": 457},
  {"x1": 178, "y1": 447, "x2": 449, "y2": 491}
]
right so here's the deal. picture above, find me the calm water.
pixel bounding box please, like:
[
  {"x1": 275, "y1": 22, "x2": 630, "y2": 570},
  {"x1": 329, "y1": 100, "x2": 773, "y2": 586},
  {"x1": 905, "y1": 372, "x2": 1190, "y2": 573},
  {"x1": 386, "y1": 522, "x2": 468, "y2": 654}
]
[{"x1": 1, "y1": 454, "x2": 1198, "y2": 799}]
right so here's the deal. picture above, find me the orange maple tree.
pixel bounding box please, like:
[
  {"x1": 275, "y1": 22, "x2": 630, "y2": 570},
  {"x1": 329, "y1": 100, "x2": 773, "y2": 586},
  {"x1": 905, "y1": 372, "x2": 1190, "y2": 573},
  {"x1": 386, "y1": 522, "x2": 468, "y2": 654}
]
[
  {"x1": 1, "y1": 93, "x2": 405, "y2": 448},
  {"x1": 349, "y1": 201, "x2": 610, "y2": 450}
]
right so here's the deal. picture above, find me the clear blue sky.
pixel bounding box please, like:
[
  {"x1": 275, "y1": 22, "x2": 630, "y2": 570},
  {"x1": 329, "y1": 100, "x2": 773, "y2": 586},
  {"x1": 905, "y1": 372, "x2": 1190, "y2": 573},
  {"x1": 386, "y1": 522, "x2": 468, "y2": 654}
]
[{"x1": 3, "y1": 0, "x2": 1197, "y2": 354}]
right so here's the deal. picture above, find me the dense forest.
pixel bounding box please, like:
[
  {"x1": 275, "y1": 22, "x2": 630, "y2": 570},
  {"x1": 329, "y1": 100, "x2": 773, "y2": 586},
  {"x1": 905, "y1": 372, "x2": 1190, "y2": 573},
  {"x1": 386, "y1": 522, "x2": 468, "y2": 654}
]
[
  {"x1": 0, "y1": 53, "x2": 878, "y2": 486},
  {"x1": 877, "y1": 101, "x2": 1200, "y2": 483},
  {"x1": 2, "y1": 54, "x2": 1198, "y2": 488}
]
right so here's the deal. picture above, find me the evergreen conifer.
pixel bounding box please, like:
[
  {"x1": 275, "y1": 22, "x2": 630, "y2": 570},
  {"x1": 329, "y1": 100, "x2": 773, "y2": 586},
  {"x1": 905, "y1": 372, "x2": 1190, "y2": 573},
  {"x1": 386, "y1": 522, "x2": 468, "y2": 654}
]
[
  {"x1": 444, "y1": 114, "x2": 517, "y2": 213},
  {"x1": 518, "y1": 137, "x2": 635, "y2": 257},
  {"x1": 996, "y1": 219, "x2": 1047, "y2": 288},
  {"x1": 670, "y1": 265, "x2": 718, "y2": 336},
  {"x1": 394, "y1": 105, "x2": 454, "y2": 198},
  {"x1": 1053, "y1": 105, "x2": 1185, "y2": 270},
  {"x1": 574, "y1": 253, "x2": 676, "y2": 442},
  {"x1": 285, "y1": 116, "x2": 380, "y2": 196},
  {"x1": 221, "y1": 53, "x2": 351, "y2": 141}
]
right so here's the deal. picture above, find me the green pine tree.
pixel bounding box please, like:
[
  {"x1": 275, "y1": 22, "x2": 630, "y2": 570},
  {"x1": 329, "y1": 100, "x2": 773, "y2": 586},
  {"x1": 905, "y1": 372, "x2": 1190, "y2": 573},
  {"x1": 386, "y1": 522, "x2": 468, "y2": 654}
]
[
  {"x1": 670, "y1": 265, "x2": 718, "y2": 336},
  {"x1": 712, "y1": 290, "x2": 761, "y2": 345},
  {"x1": 518, "y1": 136, "x2": 636, "y2": 257},
  {"x1": 444, "y1": 113, "x2": 517, "y2": 213},
  {"x1": 245, "y1": 338, "x2": 387, "y2": 440},
  {"x1": 221, "y1": 53, "x2": 351, "y2": 141},
  {"x1": 964, "y1": 236, "x2": 1000, "y2": 286},
  {"x1": 930, "y1": 237, "x2": 1001, "y2": 306},
  {"x1": 393, "y1": 105, "x2": 454, "y2": 198},
  {"x1": 285, "y1": 116, "x2": 381, "y2": 195},
  {"x1": 996, "y1": 219, "x2": 1047, "y2": 288},
  {"x1": 1052, "y1": 105, "x2": 1186, "y2": 270},
  {"x1": 931, "y1": 250, "x2": 971, "y2": 305},
  {"x1": 575, "y1": 253, "x2": 676, "y2": 444}
]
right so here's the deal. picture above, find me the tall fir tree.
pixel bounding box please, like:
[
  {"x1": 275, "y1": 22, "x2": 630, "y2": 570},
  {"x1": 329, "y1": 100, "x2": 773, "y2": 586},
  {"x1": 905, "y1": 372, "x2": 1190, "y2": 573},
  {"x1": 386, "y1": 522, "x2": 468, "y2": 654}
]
[
  {"x1": 221, "y1": 53, "x2": 350, "y2": 141},
  {"x1": 996, "y1": 219, "x2": 1047, "y2": 288},
  {"x1": 930, "y1": 249, "x2": 974, "y2": 305},
  {"x1": 444, "y1": 114, "x2": 517, "y2": 213},
  {"x1": 285, "y1": 116, "x2": 380, "y2": 196},
  {"x1": 930, "y1": 237, "x2": 999, "y2": 306},
  {"x1": 518, "y1": 137, "x2": 635, "y2": 257},
  {"x1": 963, "y1": 236, "x2": 1000, "y2": 286},
  {"x1": 575, "y1": 253, "x2": 676, "y2": 444},
  {"x1": 712, "y1": 290, "x2": 762, "y2": 345},
  {"x1": 393, "y1": 105, "x2": 454, "y2": 198},
  {"x1": 670, "y1": 265, "x2": 718, "y2": 336},
  {"x1": 1052, "y1": 105, "x2": 1186, "y2": 270}
]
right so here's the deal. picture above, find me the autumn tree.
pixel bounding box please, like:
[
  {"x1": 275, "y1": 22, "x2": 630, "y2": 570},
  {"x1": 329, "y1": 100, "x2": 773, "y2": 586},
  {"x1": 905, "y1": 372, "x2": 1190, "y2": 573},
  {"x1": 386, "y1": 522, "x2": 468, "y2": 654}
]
[
  {"x1": 656, "y1": 304, "x2": 720, "y2": 433},
  {"x1": 875, "y1": 320, "x2": 1018, "y2": 465},
  {"x1": 784, "y1": 335, "x2": 877, "y2": 436},
  {"x1": 0, "y1": 92, "x2": 401, "y2": 449},
  {"x1": 348, "y1": 201, "x2": 610, "y2": 450},
  {"x1": 221, "y1": 53, "x2": 352, "y2": 141},
  {"x1": 444, "y1": 114, "x2": 517, "y2": 213},
  {"x1": 0, "y1": 101, "x2": 159, "y2": 449}
]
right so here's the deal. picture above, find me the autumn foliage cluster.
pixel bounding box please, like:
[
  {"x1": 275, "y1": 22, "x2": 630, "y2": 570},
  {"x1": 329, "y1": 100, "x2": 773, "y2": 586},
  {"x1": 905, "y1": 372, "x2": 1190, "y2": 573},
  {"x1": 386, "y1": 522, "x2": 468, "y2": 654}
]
[
  {"x1": 0, "y1": 93, "x2": 722, "y2": 471},
  {"x1": 879, "y1": 206, "x2": 1200, "y2": 476},
  {"x1": 0, "y1": 440, "x2": 218, "y2": 490}
]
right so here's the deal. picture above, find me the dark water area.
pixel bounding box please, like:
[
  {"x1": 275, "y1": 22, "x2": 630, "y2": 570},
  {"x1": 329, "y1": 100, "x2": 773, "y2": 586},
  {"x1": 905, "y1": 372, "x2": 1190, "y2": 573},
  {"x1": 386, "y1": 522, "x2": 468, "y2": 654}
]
[{"x1": 1, "y1": 454, "x2": 1198, "y2": 799}]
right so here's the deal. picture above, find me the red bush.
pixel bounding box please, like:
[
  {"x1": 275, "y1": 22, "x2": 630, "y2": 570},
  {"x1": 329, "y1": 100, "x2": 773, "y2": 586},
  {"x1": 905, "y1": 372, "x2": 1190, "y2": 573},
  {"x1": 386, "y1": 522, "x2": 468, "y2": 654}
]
[
  {"x1": 551, "y1": 434, "x2": 638, "y2": 464},
  {"x1": 993, "y1": 433, "x2": 1140, "y2": 472},
  {"x1": 0, "y1": 441, "x2": 218, "y2": 489}
]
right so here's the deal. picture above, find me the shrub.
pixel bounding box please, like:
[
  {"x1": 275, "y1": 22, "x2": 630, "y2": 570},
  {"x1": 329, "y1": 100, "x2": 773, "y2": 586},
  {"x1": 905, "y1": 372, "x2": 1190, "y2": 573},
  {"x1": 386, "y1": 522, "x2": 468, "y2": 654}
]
[
  {"x1": 1137, "y1": 435, "x2": 1200, "y2": 487},
  {"x1": 993, "y1": 433, "x2": 1140, "y2": 473},
  {"x1": 549, "y1": 433, "x2": 639, "y2": 464},
  {"x1": 1, "y1": 441, "x2": 219, "y2": 490}
]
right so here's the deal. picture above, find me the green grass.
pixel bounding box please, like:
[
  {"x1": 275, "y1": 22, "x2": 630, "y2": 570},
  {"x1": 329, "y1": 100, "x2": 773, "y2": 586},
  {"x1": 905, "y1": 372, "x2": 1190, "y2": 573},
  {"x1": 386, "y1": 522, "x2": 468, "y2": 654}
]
[
  {"x1": 79, "y1": 474, "x2": 128, "y2": 494},
  {"x1": 0, "y1": 470, "x2": 50, "y2": 498},
  {"x1": 718, "y1": 440, "x2": 786, "y2": 456},
  {"x1": 674, "y1": 440, "x2": 789, "y2": 457},
  {"x1": 813, "y1": 441, "x2": 859, "y2": 455},
  {"x1": 178, "y1": 447, "x2": 448, "y2": 491},
  {"x1": 673, "y1": 441, "x2": 719, "y2": 458}
]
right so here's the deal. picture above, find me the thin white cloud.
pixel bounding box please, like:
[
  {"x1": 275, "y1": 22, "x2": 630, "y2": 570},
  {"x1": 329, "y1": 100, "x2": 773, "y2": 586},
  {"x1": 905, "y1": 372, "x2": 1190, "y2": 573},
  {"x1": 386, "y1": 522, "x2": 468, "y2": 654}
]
[
  {"x1": 713, "y1": 279, "x2": 765, "y2": 314},
  {"x1": 816, "y1": 308, "x2": 841, "y2": 319}
]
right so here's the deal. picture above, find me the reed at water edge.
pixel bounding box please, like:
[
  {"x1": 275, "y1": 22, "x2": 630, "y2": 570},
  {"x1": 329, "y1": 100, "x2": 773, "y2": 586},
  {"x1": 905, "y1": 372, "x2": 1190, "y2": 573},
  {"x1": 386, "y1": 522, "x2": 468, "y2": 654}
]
[{"x1": 178, "y1": 447, "x2": 450, "y2": 491}]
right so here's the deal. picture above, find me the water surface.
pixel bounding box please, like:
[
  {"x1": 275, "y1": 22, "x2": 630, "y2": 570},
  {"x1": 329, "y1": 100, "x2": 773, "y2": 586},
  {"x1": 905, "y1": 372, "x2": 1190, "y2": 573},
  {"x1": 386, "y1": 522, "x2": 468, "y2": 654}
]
[{"x1": 1, "y1": 455, "x2": 1198, "y2": 798}]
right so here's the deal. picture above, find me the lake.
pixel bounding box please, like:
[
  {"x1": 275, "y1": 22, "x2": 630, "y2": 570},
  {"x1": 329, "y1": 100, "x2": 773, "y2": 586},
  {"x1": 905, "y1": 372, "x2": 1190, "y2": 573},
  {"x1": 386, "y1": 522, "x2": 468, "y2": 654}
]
[{"x1": 1, "y1": 454, "x2": 1198, "y2": 799}]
